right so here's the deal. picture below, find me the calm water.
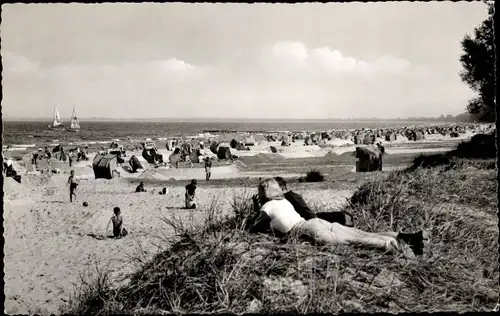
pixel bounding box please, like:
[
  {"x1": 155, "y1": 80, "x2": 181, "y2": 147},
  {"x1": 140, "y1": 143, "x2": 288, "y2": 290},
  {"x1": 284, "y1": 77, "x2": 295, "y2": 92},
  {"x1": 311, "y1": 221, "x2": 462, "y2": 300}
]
[{"x1": 3, "y1": 120, "x2": 434, "y2": 146}]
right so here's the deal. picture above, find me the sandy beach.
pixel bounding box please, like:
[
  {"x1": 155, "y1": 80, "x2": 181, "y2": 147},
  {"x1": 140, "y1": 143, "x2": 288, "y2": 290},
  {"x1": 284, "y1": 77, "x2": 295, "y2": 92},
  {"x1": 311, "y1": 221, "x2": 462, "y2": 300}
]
[
  {"x1": 4, "y1": 127, "x2": 489, "y2": 315},
  {"x1": 3, "y1": 165, "x2": 354, "y2": 314}
]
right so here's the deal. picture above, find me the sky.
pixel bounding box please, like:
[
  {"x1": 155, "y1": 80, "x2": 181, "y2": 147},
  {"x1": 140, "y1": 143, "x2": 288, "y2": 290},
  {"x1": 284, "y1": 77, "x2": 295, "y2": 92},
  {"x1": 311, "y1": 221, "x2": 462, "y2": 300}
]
[{"x1": 1, "y1": 2, "x2": 490, "y2": 120}]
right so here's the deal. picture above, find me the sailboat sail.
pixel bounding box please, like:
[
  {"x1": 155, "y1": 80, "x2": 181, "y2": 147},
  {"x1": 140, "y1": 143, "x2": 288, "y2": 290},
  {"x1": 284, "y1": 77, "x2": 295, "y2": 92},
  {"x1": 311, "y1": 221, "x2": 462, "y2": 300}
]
[
  {"x1": 53, "y1": 106, "x2": 63, "y2": 127},
  {"x1": 70, "y1": 107, "x2": 80, "y2": 130}
]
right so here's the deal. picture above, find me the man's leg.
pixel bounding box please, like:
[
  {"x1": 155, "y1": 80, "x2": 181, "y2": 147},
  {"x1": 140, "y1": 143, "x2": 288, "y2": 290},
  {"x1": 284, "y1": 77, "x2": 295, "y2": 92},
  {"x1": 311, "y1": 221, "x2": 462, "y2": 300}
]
[{"x1": 299, "y1": 218, "x2": 397, "y2": 250}]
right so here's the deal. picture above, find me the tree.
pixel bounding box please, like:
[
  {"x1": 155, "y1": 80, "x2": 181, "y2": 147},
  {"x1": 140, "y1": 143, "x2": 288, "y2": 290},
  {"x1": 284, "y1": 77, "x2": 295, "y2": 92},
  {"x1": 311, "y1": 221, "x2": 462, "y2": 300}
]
[{"x1": 459, "y1": 1, "x2": 496, "y2": 122}]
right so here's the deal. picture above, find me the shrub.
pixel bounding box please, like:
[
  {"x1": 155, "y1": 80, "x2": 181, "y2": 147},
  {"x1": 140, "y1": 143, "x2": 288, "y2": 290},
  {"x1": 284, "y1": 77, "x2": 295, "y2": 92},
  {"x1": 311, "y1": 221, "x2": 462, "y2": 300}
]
[
  {"x1": 303, "y1": 169, "x2": 325, "y2": 182},
  {"x1": 406, "y1": 131, "x2": 496, "y2": 171}
]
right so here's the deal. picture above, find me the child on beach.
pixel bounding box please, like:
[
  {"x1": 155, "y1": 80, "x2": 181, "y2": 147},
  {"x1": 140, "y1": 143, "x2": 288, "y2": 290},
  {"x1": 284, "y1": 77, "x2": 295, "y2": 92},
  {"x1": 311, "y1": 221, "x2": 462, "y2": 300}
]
[
  {"x1": 67, "y1": 170, "x2": 80, "y2": 202},
  {"x1": 185, "y1": 179, "x2": 197, "y2": 209},
  {"x1": 204, "y1": 157, "x2": 212, "y2": 181},
  {"x1": 135, "y1": 181, "x2": 146, "y2": 193},
  {"x1": 105, "y1": 207, "x2": 128, "y2": 238}
]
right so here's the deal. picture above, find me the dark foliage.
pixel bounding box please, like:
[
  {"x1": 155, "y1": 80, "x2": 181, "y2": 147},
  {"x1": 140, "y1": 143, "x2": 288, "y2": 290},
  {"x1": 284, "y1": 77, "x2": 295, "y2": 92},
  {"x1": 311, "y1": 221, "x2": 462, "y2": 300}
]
[
  {"x1": 303, "y1": 169, "x2": 325, "y2": 182},
  {"x1": 459, "y1": 2, "x2": 496, "y2": 122},
  {"x1": 406, "y1": 131, "x2": 496, "y2": 171}
]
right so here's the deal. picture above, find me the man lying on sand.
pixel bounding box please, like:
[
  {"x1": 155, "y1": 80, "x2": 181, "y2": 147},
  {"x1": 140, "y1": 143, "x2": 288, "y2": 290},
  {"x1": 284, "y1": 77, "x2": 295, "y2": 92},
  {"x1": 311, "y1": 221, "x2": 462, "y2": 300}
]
[
  {"x1": 135, "y1": 181, "x2": 146, "y2": 193},
  {"x1": 185, "y1": 179, "x2": 197, "y2": 209},
  {"x1": 249, "y1": 178, "x2": 426, "y2": 255},
  {"x1": 105, "y1": 207, "x2": 128, "y2": 239}
]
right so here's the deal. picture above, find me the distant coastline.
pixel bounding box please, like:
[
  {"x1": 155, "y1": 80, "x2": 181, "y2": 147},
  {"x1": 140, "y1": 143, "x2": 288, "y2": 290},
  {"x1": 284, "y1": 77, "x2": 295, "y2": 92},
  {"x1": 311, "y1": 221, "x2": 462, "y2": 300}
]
[{"x1": 3, "y1": 117, "x2": 457, "y2": 123}]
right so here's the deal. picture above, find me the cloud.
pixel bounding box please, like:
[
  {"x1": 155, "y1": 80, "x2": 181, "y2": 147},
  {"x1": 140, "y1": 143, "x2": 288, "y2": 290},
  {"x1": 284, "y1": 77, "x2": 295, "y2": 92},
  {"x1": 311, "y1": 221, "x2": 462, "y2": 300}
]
[
  {"x1": 266, "y1": 41, "x2": 412, "y2": 77},
  {"x1": 48, "y1": 58, "x2": 197, "y2": 83},
  {"x1": 2, "y1": 51, "x2": 40, "y2": 73}
]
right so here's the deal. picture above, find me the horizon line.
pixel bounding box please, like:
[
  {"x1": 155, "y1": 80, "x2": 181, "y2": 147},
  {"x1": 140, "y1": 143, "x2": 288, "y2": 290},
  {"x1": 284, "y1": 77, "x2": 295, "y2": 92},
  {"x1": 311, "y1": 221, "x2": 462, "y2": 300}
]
[{"x1": 3, "y1": 116, "x2": 466, "y2": 122}]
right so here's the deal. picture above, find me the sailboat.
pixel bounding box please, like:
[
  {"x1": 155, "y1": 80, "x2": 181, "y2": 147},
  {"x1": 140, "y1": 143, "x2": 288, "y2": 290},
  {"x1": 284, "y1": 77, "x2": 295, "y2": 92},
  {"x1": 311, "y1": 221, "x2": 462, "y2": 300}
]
[
  {"x1": 67, "y1": 106, "x2": 81, "y2": 132},
  {"x1": 48, "y1": 105, "x2": 66, "y2": 131}
]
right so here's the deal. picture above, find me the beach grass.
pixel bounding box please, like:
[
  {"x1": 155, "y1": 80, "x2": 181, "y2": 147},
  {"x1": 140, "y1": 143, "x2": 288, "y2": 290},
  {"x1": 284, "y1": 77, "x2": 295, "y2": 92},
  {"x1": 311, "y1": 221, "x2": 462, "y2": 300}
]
[{"x1": 63, "y1": 134, "x2": 498, "y2": 314}]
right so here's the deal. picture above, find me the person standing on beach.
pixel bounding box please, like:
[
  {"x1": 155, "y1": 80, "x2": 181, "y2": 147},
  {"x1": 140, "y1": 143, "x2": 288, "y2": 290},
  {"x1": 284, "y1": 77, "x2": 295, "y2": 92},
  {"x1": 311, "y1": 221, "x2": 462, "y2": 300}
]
[
  {"x1": 45, "y1": 147, "x2": 52, "y2": 159},
  {"x1": 376, "y1": 142, "x2": 385, "y2": 171},
  {"x1": 185, "y1": 179, "x2": 197, "y2": 209},
  {"x1": 68, "y1": 150, "x2": 74, "y2": 167},
  {"x1": 32, "y1": 149, "x2": 41, "y2": 166},
  {"x1": 68, "y1": 170, "x2": 80, "y2": 202},
  {"x1": 204, "y1": 157, "x2": 212, "y2": 181}
]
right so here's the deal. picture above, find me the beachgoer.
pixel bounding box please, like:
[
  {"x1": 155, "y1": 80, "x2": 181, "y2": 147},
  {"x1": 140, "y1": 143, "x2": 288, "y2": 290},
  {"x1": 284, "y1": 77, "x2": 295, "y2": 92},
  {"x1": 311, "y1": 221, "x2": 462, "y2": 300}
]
[
  {"x1": 98, "y1": 147, "x2": 106, "y2": 155},
  {"x1": 105, "y1": 207, "x2": 128, "y2": 238},
  {"x1": 249, "y1": 178, "x2": 426, "y2": 255},
  {"x1": 204, "y1": 157, "x2": 212, "y2": 181},
  {"x1": 67, "y1": 170, "x2": 80, "y2": 202},
  {"x1": 135, "y1": 181, "x2": 146, "y2": 193},
  {"x1": 273, "y1": 177, "x2": 353, "y2": 226},
  {"x1": 376, "y1": 143, "x2": 385, "y2": 171},
  {"x1": 45, "y1": 147, "x2": 52, "y2": 159},
  {"x1": 185, "y1": 179, "x2": 197, "y2": 209},
  {"x1": 32, "y1": 150, "x2": 40, "y2": 165},
  {"x1": 68, "y1": 150, "x2": 74, "y2": 167},
  {"x1": 3, "y1": 158, "x2": 13, "y2": 176},
  {"x1": 60, "y1": 146, "x2": 66, "y2": 161},
  {"x1": 84, "y1": 146, "x2": 89, "y2": 159}
]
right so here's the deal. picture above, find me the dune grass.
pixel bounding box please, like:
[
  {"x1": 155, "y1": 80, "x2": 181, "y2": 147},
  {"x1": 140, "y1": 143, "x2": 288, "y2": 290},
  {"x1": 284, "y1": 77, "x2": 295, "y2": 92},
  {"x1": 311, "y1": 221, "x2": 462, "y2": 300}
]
[
  {"x1": 301, "y1": 169, "x2": 325, "y2": 183},
  {"x1": 63, "y1": 134, "x2": 499, "y2": 314}
]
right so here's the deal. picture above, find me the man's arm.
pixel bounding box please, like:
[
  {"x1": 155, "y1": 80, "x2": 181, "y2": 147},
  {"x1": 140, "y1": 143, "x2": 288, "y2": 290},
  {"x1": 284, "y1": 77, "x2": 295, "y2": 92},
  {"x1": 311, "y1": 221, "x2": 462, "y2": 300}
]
[
  {"x1": 252, "y1": 194, "x2": 261, "y2": 213},
  {"x1": 287, "y1": 192, "x2": 316, "y2": 220},
  {"x1": 249, "y1": 211, "x2": 271, "y2": 234}
]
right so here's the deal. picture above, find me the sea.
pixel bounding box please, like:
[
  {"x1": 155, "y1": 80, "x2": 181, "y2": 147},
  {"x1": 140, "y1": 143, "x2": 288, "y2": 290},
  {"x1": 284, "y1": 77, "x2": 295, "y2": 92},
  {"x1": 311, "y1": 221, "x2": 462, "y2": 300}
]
[{"x1": 3, "y1": 120, "x2": 440, "y2": 149}]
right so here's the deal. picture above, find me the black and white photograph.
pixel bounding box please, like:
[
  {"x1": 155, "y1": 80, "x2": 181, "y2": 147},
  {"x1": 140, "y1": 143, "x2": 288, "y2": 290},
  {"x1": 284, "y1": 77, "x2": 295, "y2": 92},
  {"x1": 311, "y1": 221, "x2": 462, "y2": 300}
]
[{"x1": 1, "y1": 2, "x2": 497, "y2": 314}]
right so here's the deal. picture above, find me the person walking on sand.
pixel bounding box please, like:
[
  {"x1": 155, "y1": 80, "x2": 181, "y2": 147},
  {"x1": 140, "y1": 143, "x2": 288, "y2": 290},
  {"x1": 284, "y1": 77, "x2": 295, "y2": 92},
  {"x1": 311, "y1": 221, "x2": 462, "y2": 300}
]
[
  {"x1": 185, "y1": 179, "x2": 197, "y2": 209},
  {"x1": 105, "y1": 207, "x2": 128, "y2": 239},
  {"x1": 67, "y1": 170, "x2": 80, "y2": 202},
  {"x1": 204, "y1": 157, "x2": 212, "y2": 181},
  {"x1": 249, "y1": 178, "x2": 427, "y2": 255}
]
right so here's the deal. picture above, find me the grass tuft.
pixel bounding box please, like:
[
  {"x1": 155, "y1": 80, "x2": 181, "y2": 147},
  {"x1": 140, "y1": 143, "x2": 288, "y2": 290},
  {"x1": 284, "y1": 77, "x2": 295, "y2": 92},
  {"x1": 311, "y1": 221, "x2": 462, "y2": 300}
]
[{"x1": 301, "y1": 169, "x2": 325, "y2": 183}]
